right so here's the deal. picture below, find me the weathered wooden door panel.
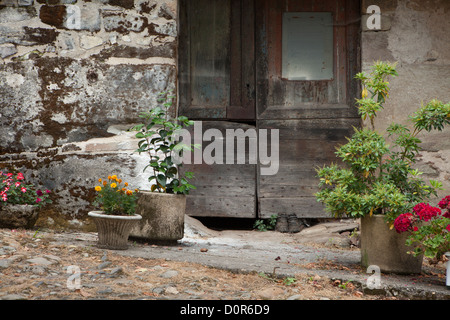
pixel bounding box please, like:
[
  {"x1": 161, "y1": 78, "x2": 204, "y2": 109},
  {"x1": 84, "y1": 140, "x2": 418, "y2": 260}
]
[
  {"x1": 256, "y1": 0, "x2": 361, "y2": 218},
  {"x1": 179, "y1": 0, "x2": 255, "y2": 120},
  {"x1": 255, "y1": 0, "x2": 360, "y2": 120},
  {"x1": 180, "y1": 121, "x2": 257, "y2": 218},
  {"x1": 257, "y1": 118, "x2": 360, "y2": 218}
]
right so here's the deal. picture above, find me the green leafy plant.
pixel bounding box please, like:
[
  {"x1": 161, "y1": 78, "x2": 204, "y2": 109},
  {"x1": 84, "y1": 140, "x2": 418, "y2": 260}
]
[
  {"x1": 0, "y1": 171, "x2": 52, "y2": 207},
  {"x1": 283, "y1": 277, "x2": 297, "y2": 286},
  {"x1": 132, "y1": 91, "x2": 197, "y2": 195},
  {"x1": 253, "y1": 214, "x2": 278, "y2": 231},
  {"x1": 315, "y1": 61, "x2": 449, "y2": 223},
  {"x1": 93, "y1": 175, "x2": 138, "y2": 215}
]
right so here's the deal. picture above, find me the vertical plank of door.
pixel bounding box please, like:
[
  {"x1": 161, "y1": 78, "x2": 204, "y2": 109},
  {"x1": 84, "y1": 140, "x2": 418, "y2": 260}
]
[{"x1": 228, "y1": 0, "x2": 256, "y2": 120}]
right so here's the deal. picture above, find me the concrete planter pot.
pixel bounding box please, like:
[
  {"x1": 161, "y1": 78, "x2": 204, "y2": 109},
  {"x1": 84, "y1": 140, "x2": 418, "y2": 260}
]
[
  {"x1": 0, "y1": 204, "x2": 39, "y2": 229},
  {"x1": 360, "y1": 215, "x2": 423, "y2": 274},
  {"x1": 130, "y1": 191, "x2": 186, "y2": 243},
  {"x1": 88, "y1": 211, "x2": 142, "y2": 250}
]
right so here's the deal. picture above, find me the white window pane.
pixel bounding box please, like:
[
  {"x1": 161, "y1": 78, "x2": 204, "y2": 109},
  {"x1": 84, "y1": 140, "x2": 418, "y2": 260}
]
[{"x1": 282, "y1": 12, "x2": 334, "y2": 81}]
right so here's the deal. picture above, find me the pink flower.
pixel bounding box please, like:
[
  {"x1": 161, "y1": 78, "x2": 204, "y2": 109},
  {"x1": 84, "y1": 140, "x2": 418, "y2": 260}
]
[
  {"x1": 446, "y1": 225, "x2": 450, "y2": 233},
  {"x1": 36, "y1": 198, "x2": 42, "y2": 203},
  {"x1": 15, "y1": 182, "x2": 21, "y2": 187},
  {"x1": 16, "y1": 173, "x2": 24, "y2": 180},
  {"x1": 36, "y1": 190, "x2": 43, "y2": 196},
  {"x1": 21, "y1": 187, "x2": 27, "y2": 193}
]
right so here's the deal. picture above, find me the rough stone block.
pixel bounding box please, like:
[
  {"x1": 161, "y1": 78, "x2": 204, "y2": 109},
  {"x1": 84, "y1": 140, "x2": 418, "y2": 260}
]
[
  {"x1": 108, "y1": 0, "x2": 134, "y2": 9},
  {"x1": 80, "y1": 35, "x2": 103, "y2": 50},
  {"x1": 0, "y1": 43, "x2": 17, "y2": 59},
  {"x1": 18, "y1": 0, "x2": 33, "y2": 5},
  {"x1": 137, "y1": 0, "x2": 157, "y2": 14},
  {"x1": 102, "y1": 11, "x2": 148, "y2": 34},
  {"x1": 158, "y1": 3, "x2": 175, "y2": 20},
  {"x1": 0, "y1": 7, "x2": 36, "y2": 23},
  {"x1": 39, "y1": 5, "x2": 66, "y2": 28}
]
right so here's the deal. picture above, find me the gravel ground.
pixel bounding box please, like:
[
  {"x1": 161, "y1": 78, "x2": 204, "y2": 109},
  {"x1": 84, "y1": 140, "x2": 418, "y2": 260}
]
[{"x1": 1, "y1": 216, "x2": 448, "y2": 303}]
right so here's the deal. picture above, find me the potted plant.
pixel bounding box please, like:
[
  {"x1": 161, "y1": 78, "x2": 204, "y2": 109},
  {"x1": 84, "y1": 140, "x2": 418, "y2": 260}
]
[
  {"x1": 315, "y1": 61, "x2": 450, "y2": 273},
  {"x1": 393, "y1": 196, "x2": 450, "y2": 287},
  {"x1": 0, "y1": 171, "x2": 52, "y2": 229},
  {"x1": 129, "y1": 91, "x2": 197, "y2": 243},
  {"x1": 88, "y1": 175, "x2": 141, "y2": 250}
]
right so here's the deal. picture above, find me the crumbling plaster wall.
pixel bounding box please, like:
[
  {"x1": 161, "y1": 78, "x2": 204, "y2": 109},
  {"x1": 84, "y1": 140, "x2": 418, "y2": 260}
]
[
  {"x1": 361, "y1": 0, "x2": 450, "y2": 200},
  {"x1": 0, "y1": 0, "x2": 178, "y2": 216}
]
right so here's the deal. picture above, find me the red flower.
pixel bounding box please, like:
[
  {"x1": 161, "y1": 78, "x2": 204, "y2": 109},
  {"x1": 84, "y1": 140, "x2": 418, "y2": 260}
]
[
  {"x1": 16, "y1": 173, "x2": 24, "y2": 180},
  {"x1": 446, "y1": 224, "x2": 450, "y2": 233},
  {"x1": 394, "y1": 213, "x2": 414, "y2": 233},
  {"x1": 413, "y1": 203, "x2": 441, "y2": 221},
  {"x1": 438, "y1": 195, "x2": 450, "y2": 209}
]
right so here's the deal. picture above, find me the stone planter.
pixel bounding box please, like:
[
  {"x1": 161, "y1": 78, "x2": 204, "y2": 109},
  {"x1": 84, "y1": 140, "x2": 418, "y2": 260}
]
[
  {"x1": 130, "y1": 191, "x2": 186, "y2": 243},
  {"x1": 0, "y1": 204, "x2": 39, "y2": 229},
  {"x1": 360, "y1": 215, "x2": 423, "y2": 274},
  {"x1": 88, "y1": 211, "x2": 142, "y2": 250}
]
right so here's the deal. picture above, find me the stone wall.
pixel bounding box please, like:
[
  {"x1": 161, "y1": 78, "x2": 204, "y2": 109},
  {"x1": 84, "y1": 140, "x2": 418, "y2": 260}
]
[
  {"x1": 0, "y1": 0, "x2": 177, "y2": 216},
  {"x1": 361, "y1": 0, "x2": 450, "y2": 201}
]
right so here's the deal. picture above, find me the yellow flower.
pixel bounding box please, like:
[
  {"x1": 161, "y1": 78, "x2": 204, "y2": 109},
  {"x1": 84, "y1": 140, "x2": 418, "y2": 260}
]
[
  {"x1": 118, "y1": 179, "x2": 122, "y2": 183},
  {"x1": 126, "y1": 190, "x2": 133, "y2": 196},
  {"x1": 124, "y1": 182, "x2": 129, "y2": 187},
  {"x1": 95, "y1": 186, "x2": 102, "y2": 192},
  {"x1": 108, "y1": 175, "x2": 112, "y2": 180},
  {"x1": 103, "y1": 180, "x2": 107, "y2": 186},
  {"x1": 98, "y1": 178, "x2": 102, "y2": 182},
  {"x1": 111, "y1": 183, "x2": 117, "y2": 188},
  {"x1": 111, "y1": 175, "x2": 117, "y2": 181}
]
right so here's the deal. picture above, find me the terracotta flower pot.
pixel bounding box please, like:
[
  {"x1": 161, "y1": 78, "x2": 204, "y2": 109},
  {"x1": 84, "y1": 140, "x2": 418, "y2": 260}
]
[
  {"x1": 360, "y1": 215, "x2": 423, "y2": 274},
  {"x1": 0, "y1": 204, "x2": 39, "y2": 229},
  {"x1": 88, "y1": 211, "x2": 142, "y2": 250}
]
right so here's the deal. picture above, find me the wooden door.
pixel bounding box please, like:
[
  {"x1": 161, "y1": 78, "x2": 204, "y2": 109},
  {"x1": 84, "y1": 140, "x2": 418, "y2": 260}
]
[
  {"x1": 255, "y1": 0, "x2": 361, "y2": 218},
  {"x1": 178, "y1": 0, "x2": 257, "y2": 218},
  {"x1": 178, "y1": 0, "x2": 361, "y2": 219}
]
